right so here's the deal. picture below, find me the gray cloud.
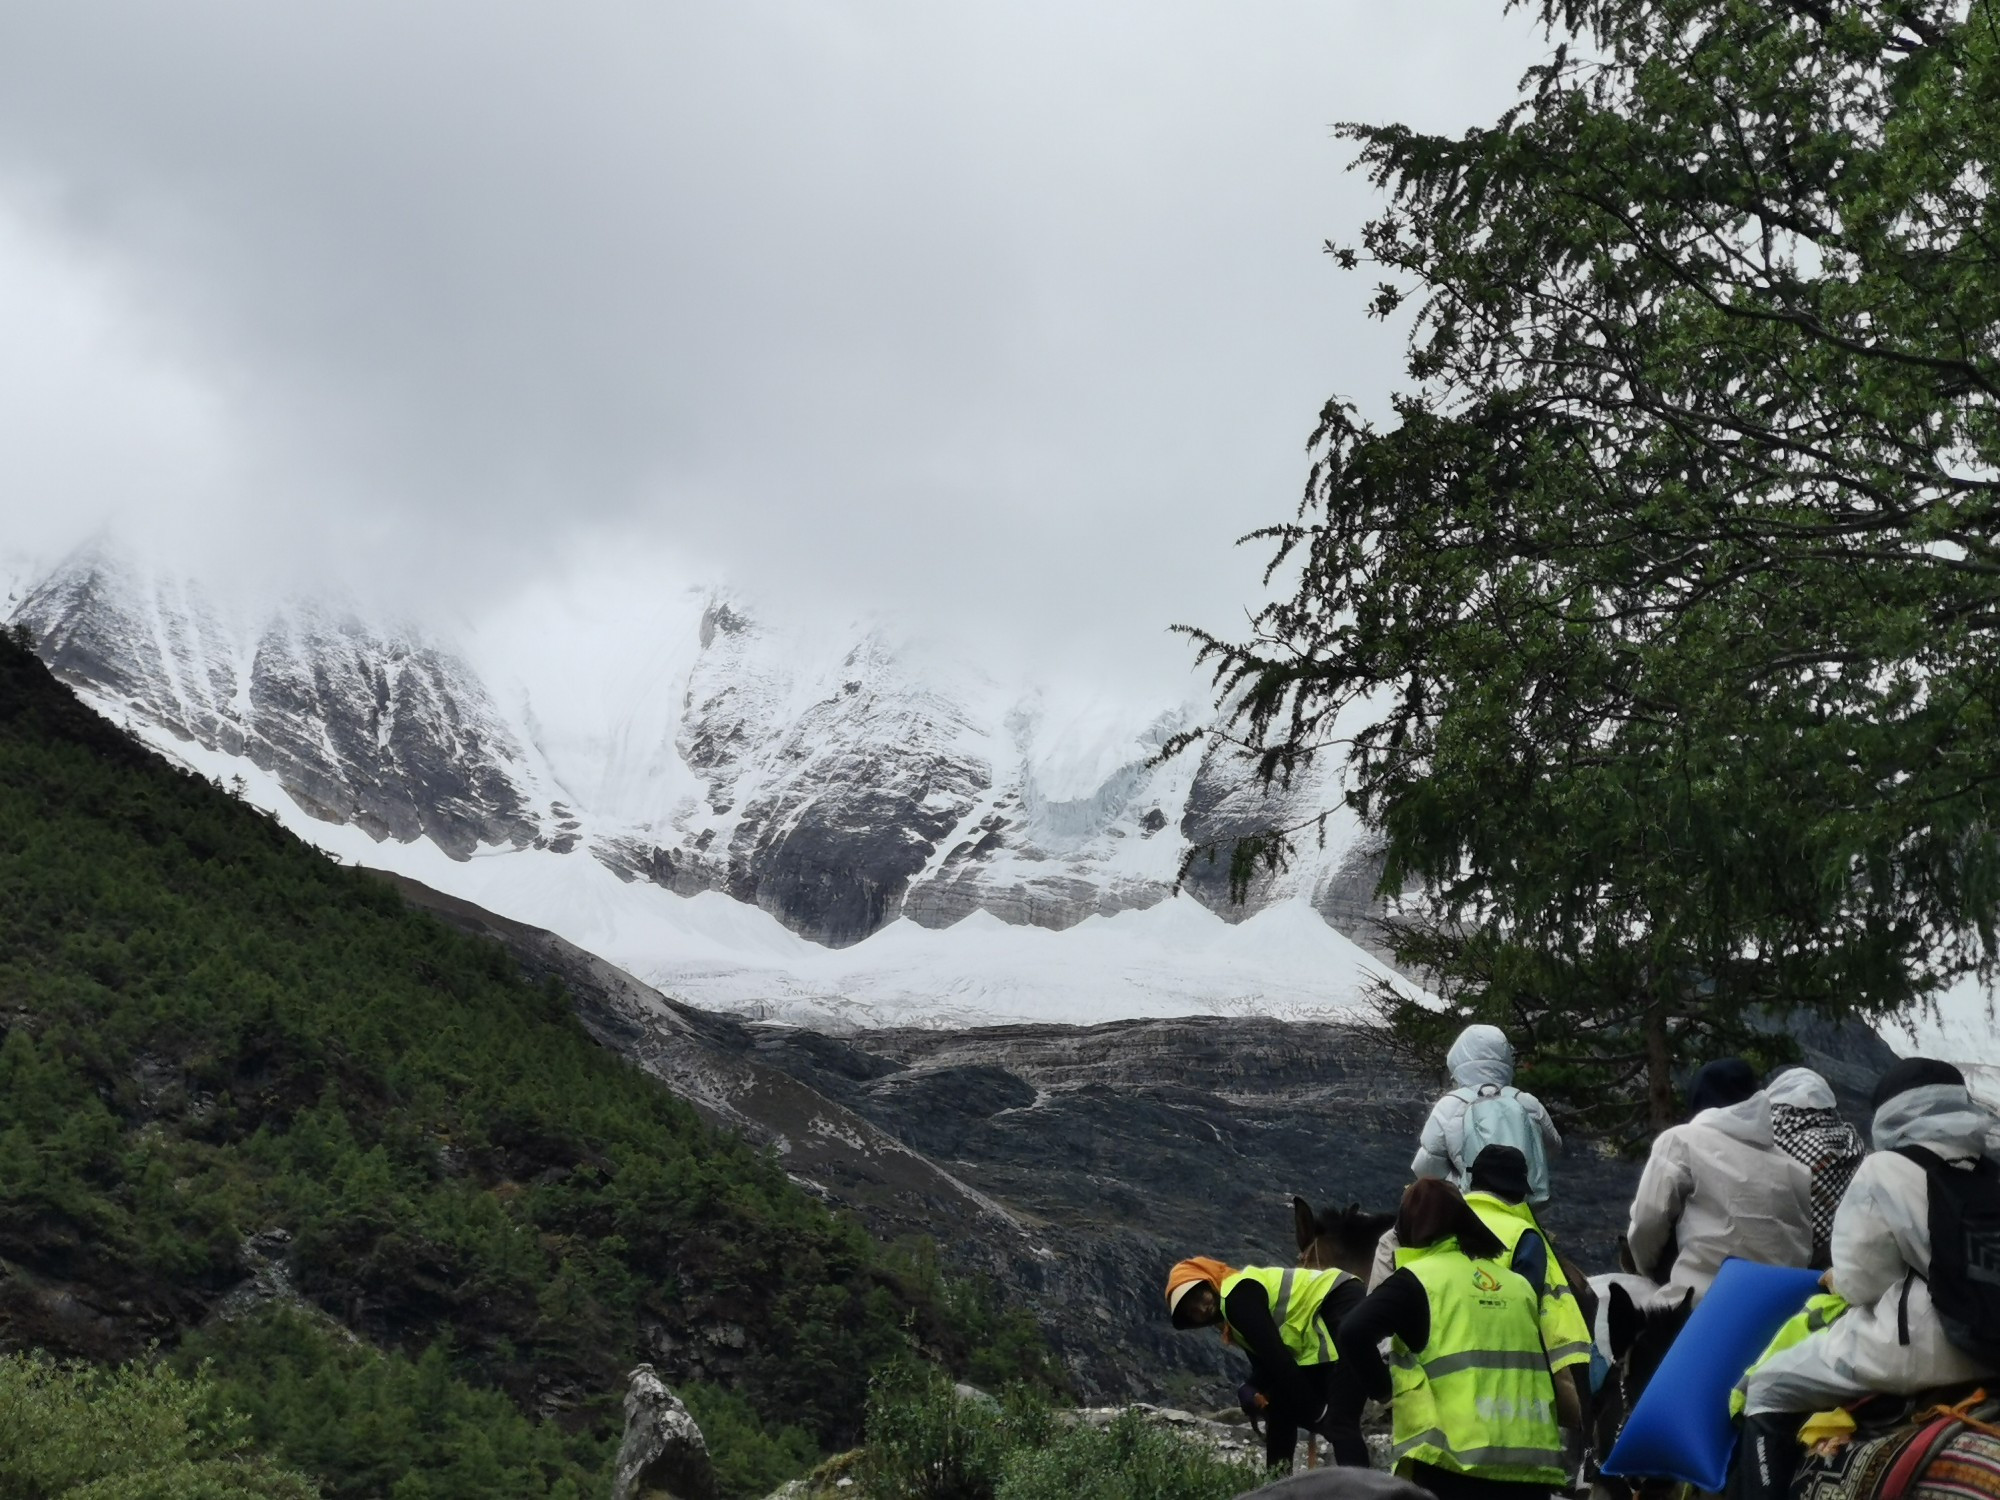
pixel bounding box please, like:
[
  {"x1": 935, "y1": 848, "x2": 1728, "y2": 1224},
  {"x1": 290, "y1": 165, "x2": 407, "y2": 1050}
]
[{"x1": 0, "y1": 2, "x2": 1549, "y2": 692}]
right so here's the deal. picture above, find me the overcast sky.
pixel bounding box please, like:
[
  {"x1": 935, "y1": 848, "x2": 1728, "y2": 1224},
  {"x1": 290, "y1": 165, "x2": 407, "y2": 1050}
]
[{"x1": 0, "y1": 3, "x2": 1550, "y2": 695}]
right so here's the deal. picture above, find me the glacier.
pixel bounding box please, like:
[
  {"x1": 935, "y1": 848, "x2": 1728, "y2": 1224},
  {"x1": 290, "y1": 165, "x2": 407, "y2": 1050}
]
[{"x1": 79, "y1": 685, "x2": 1415, "y2": 1030}]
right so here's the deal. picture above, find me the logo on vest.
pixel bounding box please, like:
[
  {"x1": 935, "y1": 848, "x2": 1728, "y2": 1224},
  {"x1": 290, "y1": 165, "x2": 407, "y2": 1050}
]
[
  {"x1": 1471, "y1": 1268, "x2": 1503, "y2": 1292},
  {"x1": 1475, "y1": 1395, "x2": 1552, "y2": 1424}
]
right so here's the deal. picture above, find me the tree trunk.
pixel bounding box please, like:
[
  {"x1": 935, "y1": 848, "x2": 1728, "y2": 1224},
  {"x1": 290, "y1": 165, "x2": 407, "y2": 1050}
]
[{"x1": 1645, "y1": 996, "x2": 1676, "y2": 1134}]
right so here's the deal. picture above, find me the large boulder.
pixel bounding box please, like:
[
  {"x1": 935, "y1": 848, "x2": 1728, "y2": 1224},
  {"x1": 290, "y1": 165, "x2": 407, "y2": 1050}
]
[{"x1": 610, "y1": 1365, "x2": 718, "y2": 1500}]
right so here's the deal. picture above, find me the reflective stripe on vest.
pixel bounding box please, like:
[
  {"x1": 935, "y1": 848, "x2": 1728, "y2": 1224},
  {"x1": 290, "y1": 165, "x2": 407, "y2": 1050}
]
[
  {"x1": 1390, "y1": 1237, "x2": 1565, "y2": 1485},
  {"x1": 1729, "y1": 1292, "x2": 1849, "y2": 1417},
  {"x1": 1388, "y1": 1433, "x2": 1571, "y2": 1471},
  {"x1": 1220, "y1": 1265, "x2": 1351, "y2": 1366},
  {"x1": 1464, "y1": 1191, "x2": 1594, "y2": 1375}
]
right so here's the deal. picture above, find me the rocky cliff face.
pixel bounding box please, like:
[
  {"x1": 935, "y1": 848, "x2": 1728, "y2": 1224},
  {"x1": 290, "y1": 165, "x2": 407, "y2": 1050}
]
[
  {"x1": 16, "y1": 554, "x2": 557, "y2": 859},
  {"x1": 11, "y1": 547, "x2": 1388, "y2": 956}
]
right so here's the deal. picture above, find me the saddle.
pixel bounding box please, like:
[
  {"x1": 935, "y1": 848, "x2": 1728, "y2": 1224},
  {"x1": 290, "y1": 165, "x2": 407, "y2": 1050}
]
[{"x1": 1793, "y1": 1388, "x2": 2000, "y2": 1500}]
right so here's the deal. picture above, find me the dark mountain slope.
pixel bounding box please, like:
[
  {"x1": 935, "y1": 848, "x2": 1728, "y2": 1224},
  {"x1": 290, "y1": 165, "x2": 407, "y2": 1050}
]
[{"x1": 0, "y1": 629, "x2": 1049, "y2": 1496}]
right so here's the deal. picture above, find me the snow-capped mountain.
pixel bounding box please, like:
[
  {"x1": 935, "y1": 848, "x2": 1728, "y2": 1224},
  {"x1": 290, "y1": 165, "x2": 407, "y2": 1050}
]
[
  {"x1": 10, "y1": 545, "x2": 1404, "y2": 1027},
  {"x1": 20, "y1": 554, "x2": 554, "y2": 857}
]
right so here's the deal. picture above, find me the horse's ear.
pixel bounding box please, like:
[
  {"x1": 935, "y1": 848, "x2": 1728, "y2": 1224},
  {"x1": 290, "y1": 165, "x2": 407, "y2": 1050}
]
[
  {"x1": 1293, "y1": 1196, "x2": 1316, "y2": 1253},
  {"x1": 1607, "y1": 1281, "x2": 1641, "y2": 1360}
]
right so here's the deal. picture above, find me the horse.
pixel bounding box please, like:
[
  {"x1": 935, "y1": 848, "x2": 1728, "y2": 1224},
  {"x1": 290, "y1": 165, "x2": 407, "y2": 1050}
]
[
  {"x1": 1788, "y1": 1388, "x2": 2000, "y2": 1500},
  {"x1": 1585, "y1": 1273, "x2": 1696, "y2": 1500},
  {"x1": 1293, "y1": 1197, "x2": 1397, "y2": 1280}
]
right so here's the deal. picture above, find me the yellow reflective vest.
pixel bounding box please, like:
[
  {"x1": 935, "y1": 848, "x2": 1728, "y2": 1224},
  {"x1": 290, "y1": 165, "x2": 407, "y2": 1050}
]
[
  {"x1": 1390, "y1": 1237, "x2": 1566, "y2": 1486},
  {"x1": 1729, "y1": 1292, "x2": 1849, "y2": 1417},
  {"x1": 1219, "y1": 1265, "x2": 1353, "y2": 1366},
  {"x1": 1465, "y1": 1190, "x2": 1594, "y2": 1375}
]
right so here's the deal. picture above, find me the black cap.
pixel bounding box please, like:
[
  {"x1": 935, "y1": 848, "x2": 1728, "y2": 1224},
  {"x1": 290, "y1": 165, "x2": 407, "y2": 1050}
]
[
  {"x1": 1870, "y1": 1057, "x2": 1965, "y2": 1113},
  {"x1": 1468, "y1": 1144, "x2": 1531, "y2": 1203},
  {"x1": 1687, "y1": 1058, "x2": 1757, "y2": 1115}
]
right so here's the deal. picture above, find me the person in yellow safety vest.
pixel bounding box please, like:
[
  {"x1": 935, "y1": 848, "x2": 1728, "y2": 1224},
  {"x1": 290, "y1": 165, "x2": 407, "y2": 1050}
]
[
  {"x1": 1166, "y1": 1256, "x2": 1370, "y2": 1469},
  {"x1": 1463, "y1": 1145, "x2": 1596, "y2": 1386},
  {"x1": 1728, "y1": 1292, "x2": 1850, "y2": 1419},
  {"x1": 1337, "y1": 1179, "x2": 1580, "y2": 1500}
]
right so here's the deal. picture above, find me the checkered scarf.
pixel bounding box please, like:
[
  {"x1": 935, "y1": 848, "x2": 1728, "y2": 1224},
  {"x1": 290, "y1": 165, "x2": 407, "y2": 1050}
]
[{"x1": 1771, "y1": 1100, "x2": 1866, "y2": 1257}]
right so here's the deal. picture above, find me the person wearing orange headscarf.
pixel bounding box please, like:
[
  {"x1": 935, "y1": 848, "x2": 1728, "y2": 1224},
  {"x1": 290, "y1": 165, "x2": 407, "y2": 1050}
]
[{"x1": 1165, "y1": 1256, "x2": 1369, "y2": 1470}]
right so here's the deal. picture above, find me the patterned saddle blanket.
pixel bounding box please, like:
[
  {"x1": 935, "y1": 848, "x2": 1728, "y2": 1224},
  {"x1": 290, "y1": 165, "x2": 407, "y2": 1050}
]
[{"x1": 1795, "y1": 1394, "x2": 2000, "y2": 1500}]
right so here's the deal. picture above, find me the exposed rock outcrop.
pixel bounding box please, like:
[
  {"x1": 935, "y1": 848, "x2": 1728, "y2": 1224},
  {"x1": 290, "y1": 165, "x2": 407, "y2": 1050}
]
[
  {"x1": 16, "y1": 553, "x2": 549, "y2": 859},
  {"x1": 612, "y1": 1366, "x2": 718, "y2": 1500}
]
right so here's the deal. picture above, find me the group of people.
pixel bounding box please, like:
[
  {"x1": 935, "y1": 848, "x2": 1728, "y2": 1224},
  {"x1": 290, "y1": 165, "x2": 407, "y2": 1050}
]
[{"x1": 1163, "y1": 1023, "x2": 2000, "y2": 1500}]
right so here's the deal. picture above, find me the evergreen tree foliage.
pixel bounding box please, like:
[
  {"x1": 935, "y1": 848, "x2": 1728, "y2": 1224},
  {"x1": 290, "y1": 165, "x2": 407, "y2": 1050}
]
[
  {"x1": 179, "y1": 1309, "x2": 605, "y2": 1500},
  {"x1": 1179, "y1": 0, "x2": 2000, "y2": 1135},
  {"x1": 682, "y1": 1380, "x2": 821, "y2": 1500},
  {"x1": 0, "y1": 632, "x2": 1058, "y2": 1495}
]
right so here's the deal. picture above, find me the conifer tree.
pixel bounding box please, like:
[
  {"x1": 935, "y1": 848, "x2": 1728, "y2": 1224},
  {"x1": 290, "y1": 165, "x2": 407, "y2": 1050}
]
[{"x1": 1181, "y1": 0, "x2": 2000, "y2": 1136}]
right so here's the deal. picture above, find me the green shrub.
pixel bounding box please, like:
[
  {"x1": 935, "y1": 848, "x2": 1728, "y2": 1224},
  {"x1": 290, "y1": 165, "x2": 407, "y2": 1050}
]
[
  {"x1": 997, "y1": 1410, "x2": 1259, "y2": 1500},
  {"x1": 857, "y1": 1369, "x2": 1259, "y2": 1500},
  {"x1": 0, "y1": 1349, "x2": 319, "y2": 1500},
  {"x1": 682, "y1": 1381, "x2": 821, "y2": 1500},
  {"x1": 860, "y1": 1365, "x2": 1018, "y2": 1500}
]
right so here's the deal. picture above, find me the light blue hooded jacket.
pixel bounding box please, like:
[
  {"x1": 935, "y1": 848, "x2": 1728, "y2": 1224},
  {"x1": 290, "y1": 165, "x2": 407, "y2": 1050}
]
[{"x1": 1410, "y1": 1025, "x2": 1562, "y2": 1201}]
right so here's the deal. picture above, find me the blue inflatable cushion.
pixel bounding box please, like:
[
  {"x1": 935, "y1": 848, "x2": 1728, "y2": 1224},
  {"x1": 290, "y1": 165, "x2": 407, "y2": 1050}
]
[{"x1": 1600, "y1": 1258, "x2": 1822, "y2": 1491}]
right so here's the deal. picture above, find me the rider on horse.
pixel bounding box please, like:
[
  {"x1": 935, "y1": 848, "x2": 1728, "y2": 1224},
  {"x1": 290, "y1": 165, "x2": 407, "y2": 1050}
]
[
  {"x1": 1724, "y1": 1059, "x2": 2000, "y2": 1500},
  {"x1": 1626, "y1": 1059, "x2": 1816, "y2": 1306}
]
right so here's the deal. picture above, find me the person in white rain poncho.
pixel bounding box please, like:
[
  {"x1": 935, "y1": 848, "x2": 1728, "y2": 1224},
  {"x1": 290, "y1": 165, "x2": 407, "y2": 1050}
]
[
  {"x1": 1409, "y1": 1025, "x2": 1561, "y2": 1205},
  {"x1": 1371, "y1": 1027, "x2": 1565, "y2": 1291},
  {"x1": 1625, "y1": 1058, "x2": 1814, "y2": 1305},
  {"x1": 1726, "y1": 1059, "x2": 2000, "y2": 1500}
]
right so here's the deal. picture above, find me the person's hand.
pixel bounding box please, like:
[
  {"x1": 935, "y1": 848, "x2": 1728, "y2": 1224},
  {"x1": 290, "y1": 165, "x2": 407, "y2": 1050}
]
[{"x1": 1819, "y1": 1269, "x2": 1836, "y2": 1292}]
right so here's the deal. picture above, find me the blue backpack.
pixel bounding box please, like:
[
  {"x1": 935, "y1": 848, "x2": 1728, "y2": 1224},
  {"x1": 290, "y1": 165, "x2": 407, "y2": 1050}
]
[{"x1": 1456, "y1": 1083, "x2": 1551, "y2": 1204}]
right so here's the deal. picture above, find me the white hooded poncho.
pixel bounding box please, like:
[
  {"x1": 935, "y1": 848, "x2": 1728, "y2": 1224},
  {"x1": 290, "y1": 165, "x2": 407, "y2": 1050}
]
[
  {"x1": 1742, "y1": 1082, "x2": 2000, "y2": 1413},
  {"x1": 1625, "y1": 1091, "x2": 1814, "y2": 1305}
]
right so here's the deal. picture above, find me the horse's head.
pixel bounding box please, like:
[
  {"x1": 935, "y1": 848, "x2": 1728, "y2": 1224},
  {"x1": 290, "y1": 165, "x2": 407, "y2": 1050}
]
[
  {"x1": 1588, "y1": 1274, "x2": 1695, "y2": 1500},
  {"x1": 1293, "y1": 1196, "x2": 1396, "y2": 1279},
  {"x1": 1604, "y1": 1278, "x2": 1692, "y2": 1397}
]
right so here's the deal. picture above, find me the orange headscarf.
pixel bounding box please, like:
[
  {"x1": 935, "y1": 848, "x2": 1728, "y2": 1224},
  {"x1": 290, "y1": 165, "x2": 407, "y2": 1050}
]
[{"x1": 1165, "y1": 1256, "x2": 1238, "y2": 1334}]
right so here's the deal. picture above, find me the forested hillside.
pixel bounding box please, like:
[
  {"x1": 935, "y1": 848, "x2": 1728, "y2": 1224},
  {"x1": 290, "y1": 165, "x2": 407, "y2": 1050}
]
[{"x1": 0, "y1": 627, "x2": 1053, "y2": 1497}]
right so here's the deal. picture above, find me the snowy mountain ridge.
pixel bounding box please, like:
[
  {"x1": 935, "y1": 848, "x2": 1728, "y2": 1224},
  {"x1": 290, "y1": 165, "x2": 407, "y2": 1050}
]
[{"x1": 10, "y1": 544, "x2": 1405, "y2": 1029}]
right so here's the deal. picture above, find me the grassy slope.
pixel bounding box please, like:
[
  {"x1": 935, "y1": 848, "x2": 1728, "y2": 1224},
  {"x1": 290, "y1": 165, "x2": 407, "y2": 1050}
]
[{"x1": 0, "y1": 631, "x2": 1053, "y2": 1497}]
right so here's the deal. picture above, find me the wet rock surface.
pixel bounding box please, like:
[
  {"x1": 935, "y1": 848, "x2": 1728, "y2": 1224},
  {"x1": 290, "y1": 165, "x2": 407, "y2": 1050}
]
[
  {"x1": 384, "y1": 869, "x2": 1896, "y2": 1408},
  {"x1": 739, "y1": 1017, "x2": 1648, "y2": 1405}
]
